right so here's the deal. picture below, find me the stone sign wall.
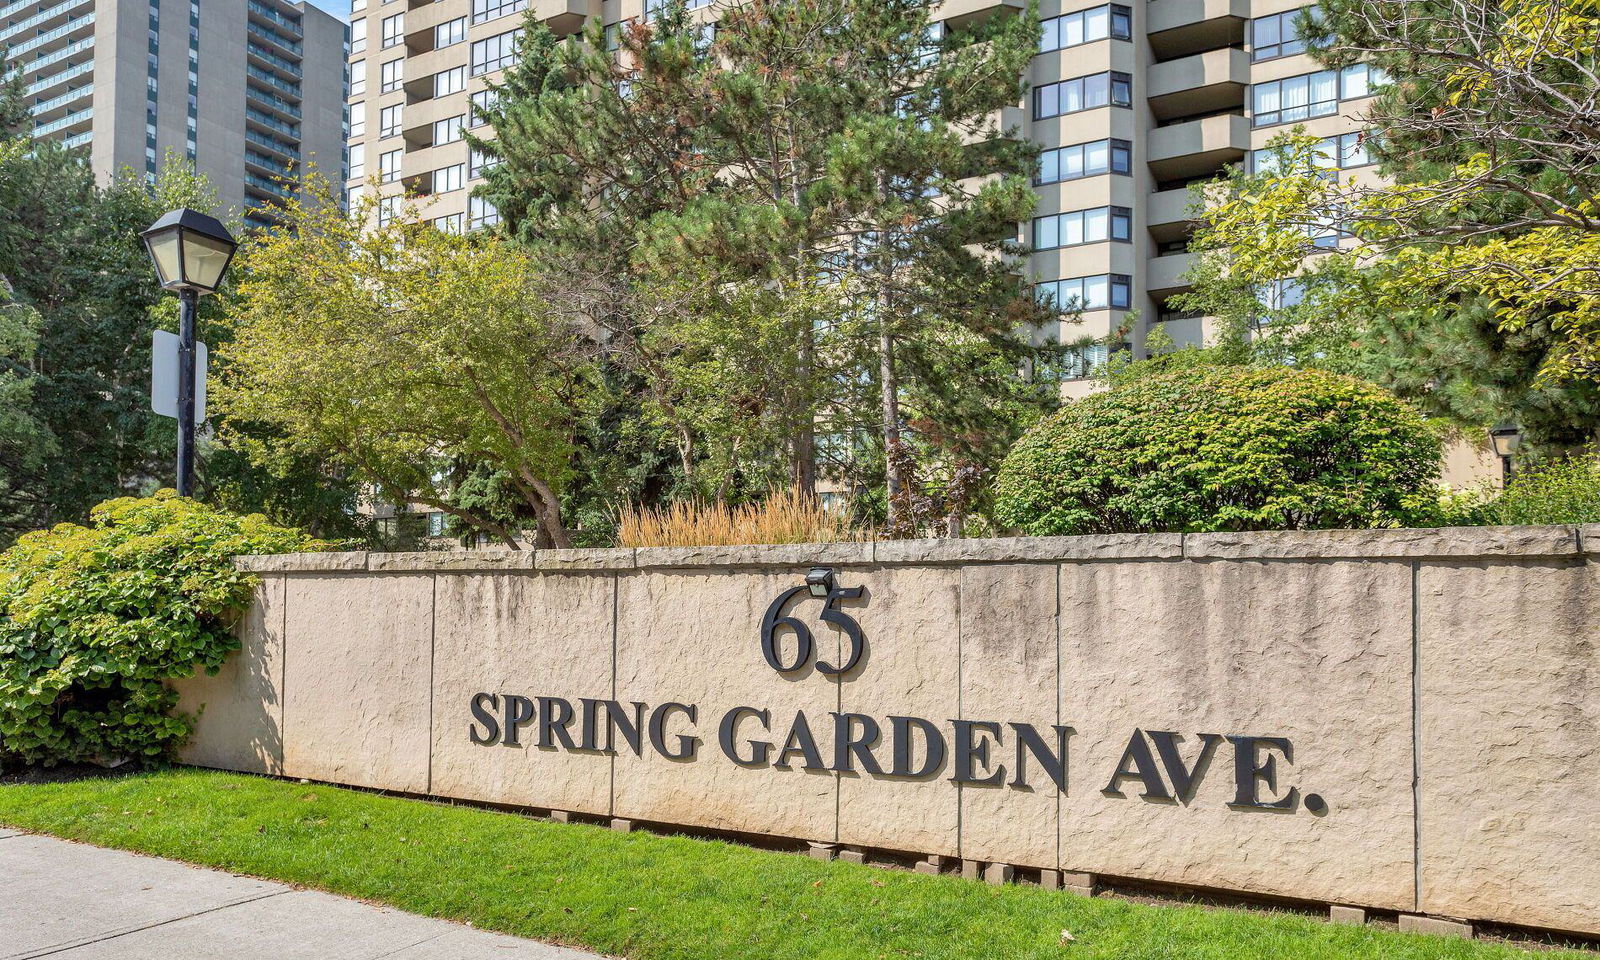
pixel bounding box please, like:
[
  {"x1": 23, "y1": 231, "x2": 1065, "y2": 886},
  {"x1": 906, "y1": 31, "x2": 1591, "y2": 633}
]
[{"x1": 174, "y1": 527, "x2": 1600, "y2": 937}]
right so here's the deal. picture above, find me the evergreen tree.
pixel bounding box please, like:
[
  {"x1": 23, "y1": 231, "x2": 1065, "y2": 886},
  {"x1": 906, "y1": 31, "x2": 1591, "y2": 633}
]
[{"x1": 475, "y1": 0, "x2": 1058, "y2": 533}]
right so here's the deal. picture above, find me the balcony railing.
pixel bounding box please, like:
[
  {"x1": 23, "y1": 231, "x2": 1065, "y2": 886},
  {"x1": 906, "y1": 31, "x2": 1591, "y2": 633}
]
[
  {"x1": 0, "y1": 0, "x2": 92, "y2": 47},
  {"x1": 25, "y1": 59, "x2": 92, "y2": 96},
  {"x1": 31, "y1": 105, "x2": 92, "y2": 137},
  {"x1": 245, "y1": 172, "x2": 296, "y2": 199},
  {"x1": 246, "y1": 85, "x2": 302, "y2": 121},
  {"x1": 248, "y1": 41, "x2": 303, "y2": 78},
  {"x1": 22, "y1": 35, "x2": 93, "y2": 74},
  {"x1": 247, "y1": 0, "x2": 302, "y2": 37},
  {"x1": 28, "y1": 82, "x2": 91, "y2": 117},
  {"x1": 246, "y1": 64, "x2": 302, "y2": 99},
  {"x1": 247, "y1": 20, "x2": 303, "y2": 55},
  {"x1": 246, "y1": 105, "x2": 299, "y2": 136},
  {"x1": 245, "y1": 127, "x2": 300, "y2": 157},
  {"x1": 9, "y1": 11, "x2": 95, "y2": 58}
]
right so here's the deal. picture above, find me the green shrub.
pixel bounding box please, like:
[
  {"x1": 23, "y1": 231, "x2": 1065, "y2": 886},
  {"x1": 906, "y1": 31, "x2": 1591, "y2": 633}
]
[
  {"x1": 993, "y1": 366, "x2": 1442, "y2": 535},
  {"x1": 1484, "y1": 458, "x2": 1600, "y2": 525},
  {"x1": 0, "y1": 492, "x2": 325, "y2": 769}
]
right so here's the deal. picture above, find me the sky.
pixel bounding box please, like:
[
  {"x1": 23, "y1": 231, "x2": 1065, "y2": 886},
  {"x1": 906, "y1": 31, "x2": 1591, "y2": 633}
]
[{"x1": 305, "y1": 0, "x2": 351, "y2": 18}]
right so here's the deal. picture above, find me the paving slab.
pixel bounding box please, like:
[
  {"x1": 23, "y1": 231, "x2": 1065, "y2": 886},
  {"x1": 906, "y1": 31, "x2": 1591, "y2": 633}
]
[
  {"x1": 0, "y1": 835, "x2": 286, "y2": 959},
  {"x1": 0, "y1": 833, "x2": 604, "y2": 960}
]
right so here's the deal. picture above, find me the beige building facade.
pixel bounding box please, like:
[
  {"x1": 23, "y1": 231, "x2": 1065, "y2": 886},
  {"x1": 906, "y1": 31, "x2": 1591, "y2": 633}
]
[
  {"x1": 344, "y1": 0, "x2": 1373, "y2": 391},
  {"x1": 3, "y1": 0, "x2": 348, "y2": 229}
]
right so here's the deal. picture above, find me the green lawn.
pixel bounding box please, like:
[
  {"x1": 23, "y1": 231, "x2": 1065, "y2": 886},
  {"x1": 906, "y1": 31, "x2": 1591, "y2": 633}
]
[{"x1": 0, "y1": 768, "x2": 1585, "y2": 960}]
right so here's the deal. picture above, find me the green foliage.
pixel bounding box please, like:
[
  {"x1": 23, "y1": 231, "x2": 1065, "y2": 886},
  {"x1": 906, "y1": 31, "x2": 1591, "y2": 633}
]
[
  {"x1": 1485, "y1": 458, "x2": 1600, "y2": 526},
  {"x1": 476, "y1": 0, "x2": 1059, "y2": 532},
  {"x1": 993, "y1": 366, "x2": 1443, "y2": 535},
  {"x1": 0, "y1": 493, "x2": 324, "y2": 769}
]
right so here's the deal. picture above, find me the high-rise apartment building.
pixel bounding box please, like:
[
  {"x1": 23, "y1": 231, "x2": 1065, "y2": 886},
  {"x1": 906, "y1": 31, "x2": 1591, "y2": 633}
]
[
  {"x1": 3, "y1": 0, "x2": 348, "y2": 230},
  {"x1": 345, "y1": 0, "x2": 1371, "y2": 393}
]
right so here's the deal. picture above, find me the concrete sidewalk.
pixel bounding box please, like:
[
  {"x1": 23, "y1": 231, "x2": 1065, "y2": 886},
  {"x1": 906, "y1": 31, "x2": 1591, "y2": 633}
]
[{"x1": 0, "y1": 829, "x2": 604, "y2": 959}]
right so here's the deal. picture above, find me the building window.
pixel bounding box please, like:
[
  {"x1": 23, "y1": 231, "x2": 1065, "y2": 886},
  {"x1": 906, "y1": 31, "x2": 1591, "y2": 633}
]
[
  {"x1": 350, "y1": 17, "x2": 366, "y2": 54},
  {"x1": 1036, "y1": 274, "x2": 1133, "y2": 312},
  {"x1": 381, "y1": 12, "x2": 403, "y2": 48},
  {"x1": 1256, "y1": 277, "x2": 1307, "y2": 312},
  {"x1": 377, "y1": 194, "x2": 401, "y2": 227},
  {"x1": 1061, "y1": 342, "x2": 1109, "y2": 380},
  {"x1": 432, "y1": 213, "x2": 463, "y2": 234},
  {"x1": 350, "y1": 60, "x2": 367, "y2": 95},
  {"x1": 1039, "y1": 4, "x2": 1131, "y2": 52},
  {"x1": 1251, "y1": 64, "x2": 1385, "y2": 127},
  {"x1": 352, "y1": 0, "x2": 366, "y2": 10},
  {"x1": 1252, "y1": 7, "x2": 1316, "y2": 62},
  {"x1": 349, "y1": 142, "x2": 365, "y2": 177},
  {"x1": 380, "y1": 104, "x2": 402, "y2": 138},
  {"x1": 472, "y1": 0, "x2": 528, "y2": 24},
  {"x1": 434, "y1": 164, "x2": 465, "y2": 193},
  {"x1": 436, "y1": 16, "x2": 466, "y2": 48},
  {"x1": 469, "y1": 146, "x2": 497, "y2": 179},
  {"x1": 1034, "y1": 71, "x2": 1132, "y2": 119},
  {"x1": 1032, "y1": 206, "x2": 1132, "y2": 250},
  {"x1": 1250, "y1": 131, "x2": 1373, "y2": 174},
  {"x1": 349, "y1": 101, "x2": 366, "y2": 137},
  {"x1": 380, "y1": 57, "x2": 404, "y2": 93},
  {"x1": 434, "y1": 115, "x2": 464, "y2": 145},
  {"x1": 471, "y1": 29, "x2": 521, "y2": 76},
  {"x1": 1036, "y1": 138, "x2": 1132, "y2": 185},
  {"x1": 468, "y1": 195, "x2": 500, "y2": 230},
  {"x1": 469, "y1": 89, "x2": 498, "y2": 126},
  {"x1": 379, "y1": 148, "x2": 402, "y2": 183},
  {"x1": 435, "y1": 65, "x2": 466, "y2": 97}
]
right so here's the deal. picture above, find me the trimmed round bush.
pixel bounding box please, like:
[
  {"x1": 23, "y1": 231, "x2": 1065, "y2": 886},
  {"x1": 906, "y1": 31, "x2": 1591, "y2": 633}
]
[
  {"x1": 0, "y1": 492, "x2": 325, "y2": 769},
  {"x1": 993, "y1": 365, "x2": 1442, "y2": 535}
]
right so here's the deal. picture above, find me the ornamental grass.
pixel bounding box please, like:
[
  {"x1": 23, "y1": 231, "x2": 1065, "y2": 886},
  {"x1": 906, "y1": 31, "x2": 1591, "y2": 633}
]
[{"x1": 615, "y1": 488, "x2": 862, "y2": 547}]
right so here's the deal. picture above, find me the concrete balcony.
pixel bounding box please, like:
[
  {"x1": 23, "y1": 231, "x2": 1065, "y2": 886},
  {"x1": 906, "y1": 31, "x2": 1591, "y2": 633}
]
[
  {"x1": 1146, "y1": 251, "x2": 1198, "y2": 296},
  {"x1": 939, "y1": 0, "x2": 1024, "y2": 30},
  {"x1": 1147, "y1": 0, "x2": 1248, "y2": 61},
  {"x1": 402, "y1": 1, "x2": 459, "y2": 45},
  {"x1": 1147, "y1": 186, "x2": 1200, "y2": 241},
  {"x1": 533, "y1": 0, "x2": 599, "y2": 35},
  {"x1": 1147, "y1": 112, "x2": 1248, "y2": 182},
  {"x1": 1147, "y1": 47, "x2": 1248, "y2": 122}
]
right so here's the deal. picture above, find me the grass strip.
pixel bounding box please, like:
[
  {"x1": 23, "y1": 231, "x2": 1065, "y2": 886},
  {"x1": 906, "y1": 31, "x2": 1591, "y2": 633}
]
[{"x1": 0, "y1": 767, "x2": 1584, "y2": 960}]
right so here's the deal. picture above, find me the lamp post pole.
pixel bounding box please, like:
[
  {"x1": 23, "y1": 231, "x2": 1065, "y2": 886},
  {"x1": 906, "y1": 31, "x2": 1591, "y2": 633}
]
[{"x1": 176, "y1": 288, "x2": 199, "y2": 497}]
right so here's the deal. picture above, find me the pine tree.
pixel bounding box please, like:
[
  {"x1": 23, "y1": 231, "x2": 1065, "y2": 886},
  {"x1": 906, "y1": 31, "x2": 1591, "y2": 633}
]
[{"x1": 475, "y1": 0, "x2": 1058, "y2": 533}]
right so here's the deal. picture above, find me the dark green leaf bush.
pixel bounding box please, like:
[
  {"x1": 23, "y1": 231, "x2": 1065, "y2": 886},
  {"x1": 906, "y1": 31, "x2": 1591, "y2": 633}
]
[
  {"x1": 0, "y1": 492, "x2": 325, "y2": 768},
  {"x1": 993, "y1": 366, "x2": 1442, "y2": 535}
]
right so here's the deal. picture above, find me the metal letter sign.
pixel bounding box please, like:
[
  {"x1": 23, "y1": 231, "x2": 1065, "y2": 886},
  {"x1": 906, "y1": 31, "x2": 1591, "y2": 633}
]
[
  {"x1": 759, "y1": 576, "x2": 866, "y2": 675},
  {"x1": 151, "y1": 329, "x2": 207, "y2": 424}
]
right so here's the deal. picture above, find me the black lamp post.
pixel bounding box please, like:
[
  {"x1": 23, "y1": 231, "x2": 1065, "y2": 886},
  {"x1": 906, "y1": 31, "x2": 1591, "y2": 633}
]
[
  {"x1": 1488, "y1": 421, "x2": 1524, "y2": 488},
  {"x1": 140, "y1": 209, "x2": 237, "y2": 498}
]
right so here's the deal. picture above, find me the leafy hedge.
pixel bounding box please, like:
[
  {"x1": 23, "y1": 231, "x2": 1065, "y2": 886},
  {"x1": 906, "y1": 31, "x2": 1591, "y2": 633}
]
[
  {"x1": 0, "y1": 492, "x2": 324, "y2": 768},
  {"x1": 993, "y1": 366, "x2": 1442, "y2": 535}
]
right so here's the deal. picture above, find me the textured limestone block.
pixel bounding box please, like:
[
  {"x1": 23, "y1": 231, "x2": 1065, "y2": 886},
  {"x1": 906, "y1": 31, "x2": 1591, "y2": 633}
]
[
  {"x1": 1399, "y1": 915, "x2": 1474, "y2": 938},
  {"x1": 1417, "y1": 560, "x2": 1600, "y2": 936},
  {"x1": 280, "y1": 573, "x2": 434, "y2": 793},
  {"x1": 836, "y1": 566, "x2": 961, "y2": 857},
  {"x1": 958, "y1": 563, "x2": 1060, "y2": 868},
  {"x1": 1059, "y1": 559, "x2": 1417, "y2": 910},
  {"x1": 429, "y1": 573, "x2": 615, "y2": 815},
  {"x1": 173, "y1": 574, "x2": 285, "y2": 774},
  {"x1": 612, "y1": 570, "x2": 840, "y2": 841}
]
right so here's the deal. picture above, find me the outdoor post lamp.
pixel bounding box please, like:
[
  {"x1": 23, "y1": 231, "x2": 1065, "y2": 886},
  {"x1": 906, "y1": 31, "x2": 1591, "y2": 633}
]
[
  {"x1": 1488, "y1": 421, "x2": 1524, "y2": 487},
  {"x1": 139, "y1": 209, "x2": 237, "y2": 497},
  {"x1": 805, "y1": 567, "x2": 835, "y2": 599}
]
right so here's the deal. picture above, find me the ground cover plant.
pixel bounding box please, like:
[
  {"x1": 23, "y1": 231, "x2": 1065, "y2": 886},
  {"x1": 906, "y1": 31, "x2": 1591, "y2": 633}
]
[
  {"x1": 0, "y1": 494, "x2": 323, "y2": 769},
  {"x1": 0, "y1": 768, "x2": 1587, "y2": 960}
]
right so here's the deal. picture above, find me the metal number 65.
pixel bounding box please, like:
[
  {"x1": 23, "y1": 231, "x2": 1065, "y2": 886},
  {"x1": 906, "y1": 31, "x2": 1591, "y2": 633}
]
[{"x1": 759, "y1": 583, "x2": 865, "y2": 676}]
